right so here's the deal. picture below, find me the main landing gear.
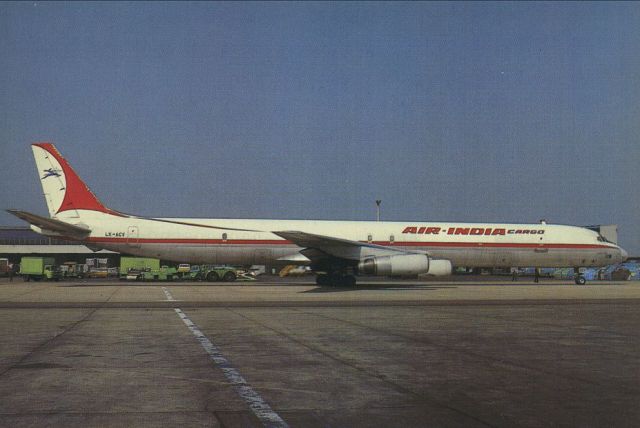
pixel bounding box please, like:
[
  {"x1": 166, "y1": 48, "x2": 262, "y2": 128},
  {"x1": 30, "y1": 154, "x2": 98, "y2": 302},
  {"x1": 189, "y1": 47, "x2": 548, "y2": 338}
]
[
  {"x1": 574, "y1": 267, "x2": 586, "y2": 285},
  {"x1": 316, "y1": 273, "x2": 357, "y2": 287}
]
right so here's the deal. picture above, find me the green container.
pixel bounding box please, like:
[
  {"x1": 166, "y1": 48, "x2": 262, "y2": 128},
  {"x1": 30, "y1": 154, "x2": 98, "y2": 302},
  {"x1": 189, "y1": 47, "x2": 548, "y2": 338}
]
[
  {"x1": 20, "y1": 257, "x2": 60, "y2": 281},
  {"x1": 20, "y1": 257, "x2": 56, "y2": 275}
]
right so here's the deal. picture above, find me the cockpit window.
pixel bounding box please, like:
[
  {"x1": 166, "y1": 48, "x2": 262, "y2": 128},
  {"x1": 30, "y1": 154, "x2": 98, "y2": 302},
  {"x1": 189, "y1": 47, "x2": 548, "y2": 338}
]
[{"x1": 597, "y1": 234, "x2": 612, "y2": 243}]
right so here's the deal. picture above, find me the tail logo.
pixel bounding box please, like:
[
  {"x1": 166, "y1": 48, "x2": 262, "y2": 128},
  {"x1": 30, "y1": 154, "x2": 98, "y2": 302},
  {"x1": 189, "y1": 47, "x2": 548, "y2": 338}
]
[{"x1": 41, "y1": 168, "x2": 62, "y2": 180}]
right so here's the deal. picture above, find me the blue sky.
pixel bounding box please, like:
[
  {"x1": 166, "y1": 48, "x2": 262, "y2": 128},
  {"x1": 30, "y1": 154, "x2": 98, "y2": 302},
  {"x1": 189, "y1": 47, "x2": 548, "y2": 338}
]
[{"x1": 1, "y1": 2, "x2": 639, "y2": 253}]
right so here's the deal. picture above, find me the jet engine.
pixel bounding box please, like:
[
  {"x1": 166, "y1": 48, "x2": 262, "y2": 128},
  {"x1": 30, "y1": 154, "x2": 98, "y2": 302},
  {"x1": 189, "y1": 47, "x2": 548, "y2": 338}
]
[
  {"x1": 357, "y1": 254, "x2": 452, "y2": 276},
  {"x1": 424, "y1": 259, "x2": 453, "y2": 276}
]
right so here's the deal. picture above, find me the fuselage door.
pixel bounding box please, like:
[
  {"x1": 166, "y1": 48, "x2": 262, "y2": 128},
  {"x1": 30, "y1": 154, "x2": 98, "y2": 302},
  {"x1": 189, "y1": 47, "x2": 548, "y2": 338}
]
[
  {"x1": 254, "y1": 249, "x2": 270, "y2": 266},
  {"x1": 533, "y1": 229, "x2": 548, "y2": 253},
  {"x1": 127, "y1": 226, "x2": 140, "y2": 248}
]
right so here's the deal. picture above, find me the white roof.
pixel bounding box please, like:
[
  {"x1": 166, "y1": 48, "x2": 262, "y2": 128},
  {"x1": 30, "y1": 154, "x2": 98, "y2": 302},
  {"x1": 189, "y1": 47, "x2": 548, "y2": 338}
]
[{"x1": 0, "y1": 245, "x2": 116, "y2": 254}]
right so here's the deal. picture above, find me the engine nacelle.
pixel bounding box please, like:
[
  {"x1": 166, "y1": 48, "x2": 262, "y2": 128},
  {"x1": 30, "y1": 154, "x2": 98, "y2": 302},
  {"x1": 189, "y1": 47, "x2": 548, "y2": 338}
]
[
  {"x1": 358, "y1": 254, "x2": 453, "y2": 277},
  {"x1": 358, "y1": 254, "x2": 430, "y2": 276},
  {"x1": 423, "y1": 259, "x2": 453, "y2": 276}
]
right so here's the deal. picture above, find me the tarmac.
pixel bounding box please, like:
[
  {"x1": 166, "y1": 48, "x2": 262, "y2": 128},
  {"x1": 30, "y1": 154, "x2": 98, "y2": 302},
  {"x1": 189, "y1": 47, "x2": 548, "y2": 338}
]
[{"x1": 0, "y1": 276, "x2": 639, "y2": 427}]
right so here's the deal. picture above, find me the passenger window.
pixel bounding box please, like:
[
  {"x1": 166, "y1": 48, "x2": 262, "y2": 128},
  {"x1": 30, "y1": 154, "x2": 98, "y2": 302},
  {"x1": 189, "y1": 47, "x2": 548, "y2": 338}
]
[
  {"x1": 367, "y1": 234, "x2": 372, "y2": 243},
  {"x1": 390, "y1": 235, "x2": 395, "y2": 243},
  {"x1": 222, "y1": 233, "x2": 228, "y2": 242}
]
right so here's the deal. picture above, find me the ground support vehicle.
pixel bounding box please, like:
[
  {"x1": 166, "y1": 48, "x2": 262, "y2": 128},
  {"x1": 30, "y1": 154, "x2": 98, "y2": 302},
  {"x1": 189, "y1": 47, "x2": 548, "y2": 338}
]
[
  {"x1": 87, "y1": 268, "x2": 110, "y2": 278},
  {"x1": 119, "y1": 257, "x2": 179, "y2": 281},
  {"x1": 137, "y1": 266, "x2": 179, "y2": 281},
  {"x1": 19, "y1": 257, "x2": 61, "y2": 281},
  {"x1": 61, "y1": 262, "x2": 88, "y2": 279},
  {"x1": 187, "y1": 265, "x2": 238, "y2": 282},
  {"x1": 119, "y1": 257, "x2": 160, "y2": 279},
  {"x1": 279, "y1": 265, "x2": 312, "y2": 277},
  {"x1": 119, "y1": 257, "x2": 173, "y2": 281},
  {"x1": 236, "y1": 270, "x2": 257, "y2": 281},
  {"x1": 123, "y1": 266, "x2": 180, "y2": 281},
  {"x1": 124, "y1": 270, "x2": 144, "y2": 281}
]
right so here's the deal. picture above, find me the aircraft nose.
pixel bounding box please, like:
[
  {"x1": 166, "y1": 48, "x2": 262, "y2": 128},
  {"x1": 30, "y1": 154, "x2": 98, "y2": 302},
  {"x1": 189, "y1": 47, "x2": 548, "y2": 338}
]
[{"x1": 619, "y1": 247, "x2": 628, "y2": 261}]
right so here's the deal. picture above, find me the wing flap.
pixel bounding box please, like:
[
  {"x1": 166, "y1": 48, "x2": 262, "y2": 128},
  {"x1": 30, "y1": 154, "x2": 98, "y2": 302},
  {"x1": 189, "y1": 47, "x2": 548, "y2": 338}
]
[{"x1": 272, "y1": 230, "x2": 417, "y2": 262}]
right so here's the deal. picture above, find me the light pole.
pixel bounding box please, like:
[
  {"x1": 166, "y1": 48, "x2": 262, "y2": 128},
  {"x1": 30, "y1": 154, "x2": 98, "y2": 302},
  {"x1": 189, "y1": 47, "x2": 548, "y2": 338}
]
[{"x1": 376, "y1": 200, "x2": 382, "y2": 222}]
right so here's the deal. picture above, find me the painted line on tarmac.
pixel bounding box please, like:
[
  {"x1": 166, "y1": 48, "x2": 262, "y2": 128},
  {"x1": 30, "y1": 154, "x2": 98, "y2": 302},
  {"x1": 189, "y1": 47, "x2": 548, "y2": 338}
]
[
  {"x1": 174, "y1": 308, "x2": 288, "y2": 428},
  {"x1": 161, "y1": 286, "x2": 176, "y2": 301}
]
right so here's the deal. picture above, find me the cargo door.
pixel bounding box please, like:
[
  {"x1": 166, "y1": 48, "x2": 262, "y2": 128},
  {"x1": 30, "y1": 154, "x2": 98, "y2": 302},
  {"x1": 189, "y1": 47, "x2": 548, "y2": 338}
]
[
  {"x1": 127, "y1": 226, "x2": 140, "y2": 248},
  {"x1": 254, "y1": 249, "x2": 270, "y2": 266},
  {"x1": 531, "y1": 229, "x2": 549, "y2": 266},
  {"x1": 493, "y1": 251, "x2": 515, "y2": 268}
]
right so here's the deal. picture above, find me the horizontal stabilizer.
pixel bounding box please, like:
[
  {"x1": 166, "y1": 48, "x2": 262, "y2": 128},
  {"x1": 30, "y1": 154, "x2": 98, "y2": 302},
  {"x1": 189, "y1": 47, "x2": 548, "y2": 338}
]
[{"x1": 6, "y1": 209, "x2": 91, "y2": 237}]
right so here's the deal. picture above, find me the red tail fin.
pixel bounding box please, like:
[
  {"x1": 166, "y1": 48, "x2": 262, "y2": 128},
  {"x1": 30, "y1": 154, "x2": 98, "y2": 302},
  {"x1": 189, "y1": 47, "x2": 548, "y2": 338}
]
[{"x1": 32, "y1": 143, "x2": 122, "y2": 216}]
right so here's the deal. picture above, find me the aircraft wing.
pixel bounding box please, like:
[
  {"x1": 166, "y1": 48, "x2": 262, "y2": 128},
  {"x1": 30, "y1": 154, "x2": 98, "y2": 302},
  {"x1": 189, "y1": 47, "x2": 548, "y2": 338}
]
[
  {"x1": 272, "y1": 230, "x2": 420, "y2": 262},
  {"x1": 6, "y1": 209, "x2": 91, "y2": 238}
]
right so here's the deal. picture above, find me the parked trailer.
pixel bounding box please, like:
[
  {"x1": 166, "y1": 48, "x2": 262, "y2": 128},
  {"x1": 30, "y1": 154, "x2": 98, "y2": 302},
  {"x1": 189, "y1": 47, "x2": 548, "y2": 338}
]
[
  {"x1": 120, "y1": 257, "x2": 180, "y2": 281},
  {"x1": 19, "y1": 257, "x2": 61, "y2": 281},
  {"x1": 120, "y1": 257, "x2": 159, "y2": 281},
  {"x1": 137, "y1": 266, "x2": 179, "y2": 281},
  {"x1": 61, "y1": 262, "x2": 88, "y2": 279},
  {"x1": 120, "y1": 257, "x2": 160, "y2": 276},
  {"x1": 187, "y1": 265, "x2": 237, "y2": 282},
  {"x1": 118, "y1": 258, "x2": 238, "y2": 282}
]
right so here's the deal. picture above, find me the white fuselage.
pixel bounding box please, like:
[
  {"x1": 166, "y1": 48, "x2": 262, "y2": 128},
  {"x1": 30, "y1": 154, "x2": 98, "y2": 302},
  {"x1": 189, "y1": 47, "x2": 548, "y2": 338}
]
[
  {"x1": 23, "y1": 142, "x2": 628, "y2": 278},
  {"x1": 60, "y1": 211, "x2": 625, "y2": 268}
]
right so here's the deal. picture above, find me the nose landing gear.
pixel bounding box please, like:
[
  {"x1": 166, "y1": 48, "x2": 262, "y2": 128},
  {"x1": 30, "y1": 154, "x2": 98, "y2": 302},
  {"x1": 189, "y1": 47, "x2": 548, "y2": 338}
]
[{"x1": 574, "y1": 267, "x2": 586, "y2": 285}]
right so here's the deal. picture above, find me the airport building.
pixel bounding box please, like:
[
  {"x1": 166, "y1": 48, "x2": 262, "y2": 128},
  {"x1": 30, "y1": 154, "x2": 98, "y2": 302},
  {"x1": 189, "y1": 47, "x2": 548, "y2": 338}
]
[{"x1": 0, "y1": 226, "x2": 119, "y2": 266}]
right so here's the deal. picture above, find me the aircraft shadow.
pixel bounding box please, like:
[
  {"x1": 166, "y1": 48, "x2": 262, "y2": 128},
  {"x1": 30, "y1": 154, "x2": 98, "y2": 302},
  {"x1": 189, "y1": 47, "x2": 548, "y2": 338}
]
[{"x1": 302, "y1": 284, "x2": 458, "y2": 293}]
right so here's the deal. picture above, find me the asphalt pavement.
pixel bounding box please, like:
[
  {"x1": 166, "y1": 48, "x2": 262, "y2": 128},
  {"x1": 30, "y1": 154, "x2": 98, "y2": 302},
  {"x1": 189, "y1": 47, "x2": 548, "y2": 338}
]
[{"x1": 0, "y1": 277, "x2": 638, "y2": 427}]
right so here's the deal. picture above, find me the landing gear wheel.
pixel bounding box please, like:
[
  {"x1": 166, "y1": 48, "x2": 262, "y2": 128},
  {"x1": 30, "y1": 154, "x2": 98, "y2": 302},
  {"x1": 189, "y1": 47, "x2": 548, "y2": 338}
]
[
  {"x1": 316, "y1": 274, "x2": 330, "y2": 286},
  {"x1": 222, "y1": 271, "x2": 236, "y2": 282},
  {"x1": 206, "y1": 271, "x2": 220, "y2": 282},
  {"x1": 575, "y1": 276, "x2": 586, "y2": 285},
  {"x1": 316, "y1": 273, "x2": 357, "y2": 286},
  {"x1": 342, "y1": 275, "x2": 357, "y2": 287}
]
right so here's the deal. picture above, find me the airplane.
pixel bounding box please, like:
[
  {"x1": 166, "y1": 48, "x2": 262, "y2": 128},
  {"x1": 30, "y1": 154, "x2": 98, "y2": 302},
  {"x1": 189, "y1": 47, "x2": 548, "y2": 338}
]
[{"x1": 7, "y1": 142, "x2": 628, "y2": 286}]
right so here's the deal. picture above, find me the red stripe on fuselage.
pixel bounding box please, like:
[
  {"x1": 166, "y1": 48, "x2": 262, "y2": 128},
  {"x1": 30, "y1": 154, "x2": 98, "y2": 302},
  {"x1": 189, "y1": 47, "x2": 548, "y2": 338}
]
[
  {"x1": 85, "y1": 237, "x2": 612, "y2": 250},
  {"x1": 88, "y1": 237, "x2": 294, "y2": 245}
]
